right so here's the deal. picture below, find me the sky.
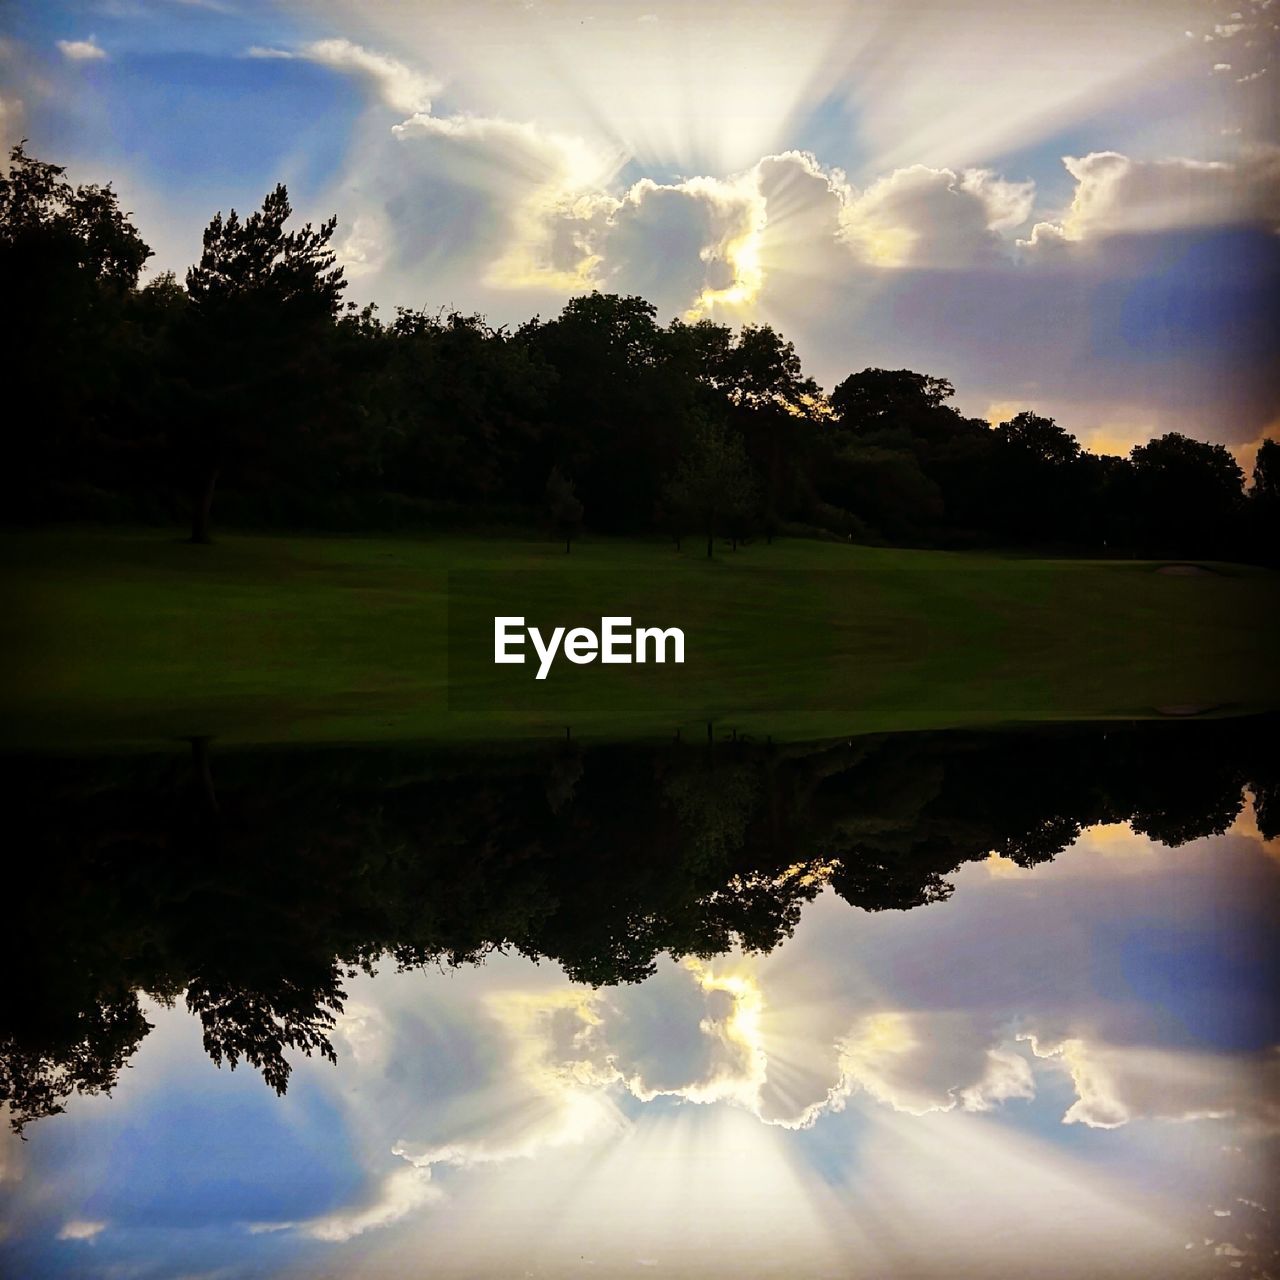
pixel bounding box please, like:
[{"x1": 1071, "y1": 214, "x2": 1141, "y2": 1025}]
[
  {"x1": 1, "y1": 0, "x2": 1278, "y2": 462},
  {"x1": 1, "y1": 802, "x2": 1277, "y2": 1278}
]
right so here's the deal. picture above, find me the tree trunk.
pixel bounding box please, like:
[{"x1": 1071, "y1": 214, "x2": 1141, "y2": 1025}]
[
  {"x1": 706, "y1": 527, "x2": 713, "y2": 558},
  {"x1": 191, "y1": 466, "x2": 219, "y2": 544},
  {"x1": 565, "y1": 533, "x2": 572, "y2": 553}
]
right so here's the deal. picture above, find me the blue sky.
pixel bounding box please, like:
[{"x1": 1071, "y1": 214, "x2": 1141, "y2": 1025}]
[{"x1": 1, "y1": 1, "x2": 1277, "y2": 459}]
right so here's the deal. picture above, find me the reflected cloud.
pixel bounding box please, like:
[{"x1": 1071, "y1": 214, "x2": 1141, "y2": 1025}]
[
  {"x1": 2, "y1": 724, "x2": 1277, "y2": 1276},
  {"x1": 246, "y1": 39, "x2": 441, "y2": 115},
  {"x1": 1025, "y1": 1036, "x2": 1280, "y2": 1130},
  {"x1": 235, "y1": 802, "x2": 1278, "y2": 1259}
]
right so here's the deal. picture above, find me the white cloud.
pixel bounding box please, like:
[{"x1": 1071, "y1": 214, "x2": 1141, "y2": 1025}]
[
  {"x1": 595, "y1": 174, "x2": 764, "y2": 317},
  {"x1": 331, "y1": 1000, "x2": 389, "y2": 1068},
  {"x1": 57, "y1": 1219, "x2": 107, "y2": 1240},
  {"x1": 56, "y1": 38, "x2": 107, "y2": 62},
  {"x1": 0, "y1": 94, "x2": 23, "y2": 153},
  {"x1": 287, "y1": 39, "x2": 1272, "y2": 450},
  {"x1": 247, "y1": 38, "x2": 440, "y2": 115},
  {"x1": 231, "y1": 23, "x2": 1276, "y2": 459},
  {"x1": 0, "y1": 1123, "x2": 24, "y2": 1185},
  {"x1": 252, "y1": 1165, "x2": 442, "y2": 1242},
  {"x1": 1024, "y1": 149, "x2": 1280, "y2": 245},
  {"x1": 383, "y1": 111, "x2": 621, "y2": 294},
  {"x1": 842, "y1": 164, "x2": 1035, "y2": 267},
  {"x1": 1026, "y1": 1037, "x2": 1280, "y2": 1131}
]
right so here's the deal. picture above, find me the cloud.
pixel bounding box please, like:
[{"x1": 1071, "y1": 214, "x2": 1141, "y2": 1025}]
[
  {"x1": 593, "y1": 175, "x2": 764, "y2": 317},
  {"x1": 843, "y1": 165, "x2": 1034, "y2": 268},
  {"x1": 56, "y1": 1219, "x2": 107, "y2": 1240},
  {"x1": 247, "y1": 38, "x2": 440, "y2": 115},
  {"x1": 1024, "y1": 149, "x2": 1280, "y2": 245},
  {"x1": 832, "y1": 1013, "x2": 1037, "y2": 1119},
  {"x1": 252, "y1": 1165, "x2": 442, "y2": 1242},
  {"x1": 0, "y1": 1124, "x2": 24, "y2": 1185},
  {"x1": 279, "y1": 35, "x2": 1271, "y2": 450},
  {"x1": 330, "y1": 999, "x2": 391, "y2": 1069},
  {"x1": 56, "y1": 38, "x2": 107, "y2": 62},
  {"x1": 1026, "y1": 1037, "x2": 1280, "y2": 1131},
  {"x1": 0, "y1": 94, "x2": 23, "y2": 153},
  {"x1": 372, "y1": 111, "x2": 620, "y2": 296}
]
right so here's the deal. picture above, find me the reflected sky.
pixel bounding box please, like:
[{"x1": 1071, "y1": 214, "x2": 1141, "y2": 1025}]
[{"x1": 2, "y1": 796, "x2": 1276, "y2": 1278}]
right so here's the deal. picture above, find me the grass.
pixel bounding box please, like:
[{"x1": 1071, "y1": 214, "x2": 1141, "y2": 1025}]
[{"x1": 2, "y1": 527, "x2": 1277, "y2": 749}]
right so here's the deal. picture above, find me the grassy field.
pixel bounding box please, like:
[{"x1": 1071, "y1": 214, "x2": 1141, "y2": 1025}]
[{"x1": 2, "y1": 528, "x2": 1278, "y2": 749}]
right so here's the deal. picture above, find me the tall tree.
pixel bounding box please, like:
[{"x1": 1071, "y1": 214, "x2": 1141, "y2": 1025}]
[
  {"x1": 1248, "y1": 437, "x2": 1280, "y2": 565},
  {"x1": 179, "y1": 185, "x2": 346, "y2": 542}
]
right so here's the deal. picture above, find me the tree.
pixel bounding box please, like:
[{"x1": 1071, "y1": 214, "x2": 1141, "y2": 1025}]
[
  {"x1": 722, "y1": 325, "x2": 827, "y2": 537},
  {"x1": 1254, "y1": 438, "x2": 1280, "y2": 504},
  {"x1": 179, "y1": 184, "x2": 346, "y2": 542},
  {"x1": 545, "y1": 465, "x2": 584, "y2": 552},
  {"x1": 993, "y1": 411, "x2": 1080, "y2": 467},
  {"x1": 0, "y1": 143, "x2": 152, "y2": 516},
  {"x1": 1248, "y1": 438, "x2": 1280, "y2": 565},
  {"x1": 830, "y1": 368, "x2": 955, "y2": 431},
  {"x1": 987, "y1": 412, "x2": 1087, "y2": 545},
  {"x1": 524, "y1": 293, "x2": 696, "y2": 533},
  {"x1": 826, "y1": 442, "x2": 943, "y2": 543},
  {"x1": 0, "y1": 143, "x2": 150, "y2": 287},
  {"x1": 1129, "y1": 432, "x2": 1245, "y2": 558},
  {"x1": 665, "y1": 419, "x2": 759, "y2": 557}
]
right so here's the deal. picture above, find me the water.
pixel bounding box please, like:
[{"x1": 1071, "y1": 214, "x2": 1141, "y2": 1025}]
[{"x1": 1, "y1": 718, "x2": 1276, "y2": 1278}]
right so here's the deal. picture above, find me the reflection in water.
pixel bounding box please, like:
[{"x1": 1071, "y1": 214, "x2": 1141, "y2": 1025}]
[{"x1": 0, "y1": 719, "x2": 1277, "y2": 1277}]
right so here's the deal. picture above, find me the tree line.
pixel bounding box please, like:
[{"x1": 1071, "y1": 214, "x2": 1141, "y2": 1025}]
[{"x1": 3, "y1": 143, "x2": 1277, "y2": 561}]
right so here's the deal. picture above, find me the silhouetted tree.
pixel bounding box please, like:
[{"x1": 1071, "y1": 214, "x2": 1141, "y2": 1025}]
[
  {"x1": 723, "y1": 325, "x2": 826, "y2": 534},
  {"x1": 830, "y1": 368, "x2": 955, "y2": 431},
  {"x1": 1129, "y1": 432, "x2": 1245, "y2": 558},
  {"x1": 0, "y1": 143, "x2": 152, "y2": 517},
  {"x1": 179, "y1": 184, "x2": 346, "y2": 542},
  {"x1": 986, "y1": 412, "x2": 1086, "y2": 544},
  {"x1": 524, "y1": 293, "x2": 694, "y2": 533},
  {"x1": 1249, "y1": 438, "x2": 1280, "y2": 565},
  {"x1": 994, "y1": 411, "x2": 1080, "y2": 467}
]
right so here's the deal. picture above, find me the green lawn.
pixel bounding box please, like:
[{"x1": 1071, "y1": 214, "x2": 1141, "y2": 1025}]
[{"x1": 2, "y1": 528, "x2": 1277, "y2": 748}]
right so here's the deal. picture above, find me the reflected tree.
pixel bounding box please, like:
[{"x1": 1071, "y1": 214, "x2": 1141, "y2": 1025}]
[{"x1": 1, "y1": 715, "x2": 1275, "y2": 1132}]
